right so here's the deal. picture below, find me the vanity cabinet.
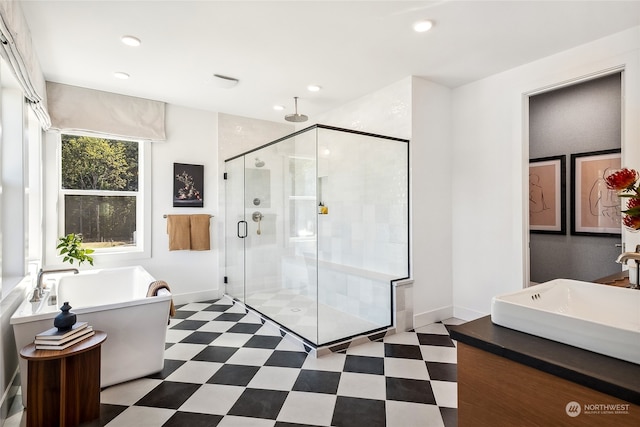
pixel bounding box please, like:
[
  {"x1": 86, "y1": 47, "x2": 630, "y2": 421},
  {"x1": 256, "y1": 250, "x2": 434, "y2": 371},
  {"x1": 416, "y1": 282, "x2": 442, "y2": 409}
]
[{"x1": 450, "y1": 317, "x2": 640, "y2": 426}]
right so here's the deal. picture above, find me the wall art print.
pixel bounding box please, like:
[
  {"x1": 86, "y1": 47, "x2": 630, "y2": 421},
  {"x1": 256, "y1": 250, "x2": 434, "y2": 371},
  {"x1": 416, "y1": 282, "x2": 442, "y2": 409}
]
[
  {"x1": 529, "y1": 155, "x2": 566, "y2": 234},
  {"x1": 173, "y1": 163, "x2": 204, "y2": 207},
  {"x1": 570, "y1": 149, "x2": 621, "y2": 236}
]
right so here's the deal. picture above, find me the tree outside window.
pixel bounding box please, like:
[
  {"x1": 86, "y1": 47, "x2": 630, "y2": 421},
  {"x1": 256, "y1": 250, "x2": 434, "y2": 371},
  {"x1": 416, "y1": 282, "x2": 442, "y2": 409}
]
[{"x1": 61, "y1": 134, "x2": 139, "y2": 249}]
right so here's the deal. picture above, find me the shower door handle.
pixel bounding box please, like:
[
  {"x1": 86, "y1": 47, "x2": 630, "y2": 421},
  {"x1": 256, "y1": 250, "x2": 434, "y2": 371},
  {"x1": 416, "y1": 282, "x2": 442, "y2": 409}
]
[{"x1": 237, "y1": 221, "x2": 248, "y2": 238}]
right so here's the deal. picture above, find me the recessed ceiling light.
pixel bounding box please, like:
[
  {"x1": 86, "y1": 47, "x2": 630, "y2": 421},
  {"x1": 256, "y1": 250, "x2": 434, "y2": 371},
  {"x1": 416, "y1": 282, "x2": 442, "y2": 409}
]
[
  {"x1": 413, "y1": 20, "x2": 434, "y2": 33},
  {"x1": 113, "y1": 71, "x2": 130, "y2": 79},
  {"x1": 121, "y1": 35, "x2": 141, "y2": 47},
  {"x1": 307, "y1": 85, "x2": 321, "y2": 92},
  {"x1": 273, "y1": 105, "x2": 285, "y2": 111}
]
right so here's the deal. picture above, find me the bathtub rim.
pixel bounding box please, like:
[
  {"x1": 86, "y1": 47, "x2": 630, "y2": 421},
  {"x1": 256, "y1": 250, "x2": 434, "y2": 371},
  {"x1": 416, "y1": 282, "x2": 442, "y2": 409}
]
[{"x1": 10, "y1": 265, "x2": 171, "y2": 325}]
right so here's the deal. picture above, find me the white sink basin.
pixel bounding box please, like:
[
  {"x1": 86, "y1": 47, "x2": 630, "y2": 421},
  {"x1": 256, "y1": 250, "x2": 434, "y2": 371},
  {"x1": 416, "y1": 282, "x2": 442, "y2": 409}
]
[{"x1": 491, "y1": 279, "x2": 640, "y2": 364}]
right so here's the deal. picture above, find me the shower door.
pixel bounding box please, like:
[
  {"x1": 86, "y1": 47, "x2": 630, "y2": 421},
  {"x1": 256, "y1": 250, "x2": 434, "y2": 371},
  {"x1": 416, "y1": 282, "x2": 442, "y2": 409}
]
[
  {"x1": 225, "y1": 143, "x2": 290, "y2": 312},
  {"x1": 224, "y1": 156, "x2": 245, "y2": 302},
  {"x1": 224, "y1": 131, "x2": 320, "y2": 344}
]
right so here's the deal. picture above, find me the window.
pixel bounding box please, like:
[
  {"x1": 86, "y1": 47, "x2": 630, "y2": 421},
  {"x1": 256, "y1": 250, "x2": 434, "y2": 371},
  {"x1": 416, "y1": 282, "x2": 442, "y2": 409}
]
[{"x1": 59, "y1": 134, "x2": 144, "y2": 253}]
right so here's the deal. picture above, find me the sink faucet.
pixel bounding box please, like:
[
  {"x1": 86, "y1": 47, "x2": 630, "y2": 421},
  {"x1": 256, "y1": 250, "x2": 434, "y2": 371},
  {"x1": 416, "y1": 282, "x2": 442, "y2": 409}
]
[
  {"x1": 30, "y1": 268, "x2": 79, "y2": 302},
  {"x1": 615, "y1": 252, "x2": 640, "y2": 289}
]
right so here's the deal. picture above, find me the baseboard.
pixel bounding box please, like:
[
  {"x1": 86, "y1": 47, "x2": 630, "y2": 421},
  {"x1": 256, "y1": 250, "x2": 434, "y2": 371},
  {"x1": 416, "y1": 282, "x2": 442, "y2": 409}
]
[
  {"x1": 452, "y1": 305, "x2": 486, "y2": 322},
  {"x1": 413, "y1": 305, "x2": 454, "y2": 329},
  {"x1": 172, "y1": 289, "x2": 220, "y2": 306},
  {"x1": 0, "y1": 368, "x2": 20, "y2": 426}
]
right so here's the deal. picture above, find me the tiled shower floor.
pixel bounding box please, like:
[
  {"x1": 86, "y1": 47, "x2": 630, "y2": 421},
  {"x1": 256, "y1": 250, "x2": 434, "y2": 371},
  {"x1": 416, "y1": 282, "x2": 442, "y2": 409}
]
[
  {"x1": 5, "y1": 298, "x2": 463, "y2": 426},
  {"x1": 243, "y1": 289, "x2": 382, "y2": 345}
]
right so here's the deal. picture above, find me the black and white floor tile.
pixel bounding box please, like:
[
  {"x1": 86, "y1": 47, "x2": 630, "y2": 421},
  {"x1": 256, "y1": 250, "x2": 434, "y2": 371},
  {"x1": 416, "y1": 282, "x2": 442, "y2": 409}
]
[{"x1": 6, "y1": 298, "x2": 463, "y2": 427}]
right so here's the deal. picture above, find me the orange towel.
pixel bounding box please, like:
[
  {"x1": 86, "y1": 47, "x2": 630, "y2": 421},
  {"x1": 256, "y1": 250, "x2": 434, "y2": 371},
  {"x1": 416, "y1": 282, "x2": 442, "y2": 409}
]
[
  {"x1": 167, "y1": 215, "x2": 191, "y2": 250},
  {"x1": 190, "y1": 214, "x2": 211, "y2": 251},
  {"x1": 147, "y1": 280, "x2": 176, "y2": 324}
]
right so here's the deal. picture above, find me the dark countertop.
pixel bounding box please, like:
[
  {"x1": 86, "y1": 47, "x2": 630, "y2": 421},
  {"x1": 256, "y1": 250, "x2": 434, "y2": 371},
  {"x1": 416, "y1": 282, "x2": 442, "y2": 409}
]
[{"x1": 449, "y1": 316, "x2": 640, "y2": 405}]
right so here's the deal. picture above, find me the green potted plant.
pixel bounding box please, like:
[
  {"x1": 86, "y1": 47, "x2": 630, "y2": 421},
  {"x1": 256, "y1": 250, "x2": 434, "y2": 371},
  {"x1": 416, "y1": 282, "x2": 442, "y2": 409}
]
[{"x1": 57, "y1": 233, "x2": 94, "y2": 266}]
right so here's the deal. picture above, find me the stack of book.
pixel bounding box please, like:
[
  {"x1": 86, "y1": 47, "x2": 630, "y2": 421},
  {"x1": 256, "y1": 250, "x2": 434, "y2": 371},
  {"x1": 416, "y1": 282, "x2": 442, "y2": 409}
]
[{"x1": 34, "y1": 322, "x2": 95, "y2": 350}]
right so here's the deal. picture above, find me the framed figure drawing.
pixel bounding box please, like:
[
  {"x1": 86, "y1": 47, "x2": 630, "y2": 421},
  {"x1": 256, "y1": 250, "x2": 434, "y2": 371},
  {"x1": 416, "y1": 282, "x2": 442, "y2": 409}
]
[
  {"x1": 570, "y1": 149, "x2": 621, "y2": 236},
  {"x1": 529, "y1": 155, "x2": 566, "y2": 234},
  {"x1": 173, "y1": 163, "x2": 204, "y2": 207}
]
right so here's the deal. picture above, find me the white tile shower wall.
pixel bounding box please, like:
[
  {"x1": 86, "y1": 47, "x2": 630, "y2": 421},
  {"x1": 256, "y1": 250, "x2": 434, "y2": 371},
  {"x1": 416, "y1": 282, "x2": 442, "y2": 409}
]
[
  {"x1": 316, "y1": 267, "x2": 391, "y2": 327},
  {"x1": 308, "y1": 78, "x2": 411, "y2": 140},
  {"x1": 318, "y1": 131, "x2": 408, "y2": 276}
]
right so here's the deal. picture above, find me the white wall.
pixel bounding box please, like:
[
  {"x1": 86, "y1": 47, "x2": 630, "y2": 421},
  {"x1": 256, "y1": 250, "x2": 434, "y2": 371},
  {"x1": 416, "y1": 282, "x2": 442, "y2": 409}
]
[
  {"x1": 142, "y1": 105, "x2": 220, "y2": 303},
  {"x1": 44, "y1": 104, "x2": 221, "y2": 304},
  {"x1": 410, "y1": 77, "x2": 454, "y2": 327},
  {"x1": 311, "y1": 77, "x2": 411, "y2": 139},
  {"x1": 451, "y1": 26, "x2": 640, "y2": 319},
  {"x1": 118, "y1": 104, "x2": 221, "y2": 303}
]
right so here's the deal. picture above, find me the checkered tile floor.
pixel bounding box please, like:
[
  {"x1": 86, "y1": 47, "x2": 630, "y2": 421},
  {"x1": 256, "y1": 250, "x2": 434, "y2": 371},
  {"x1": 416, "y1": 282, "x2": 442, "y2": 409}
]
[{"x1": 6, "y1": 298, "x2": 462, "y2": 427}]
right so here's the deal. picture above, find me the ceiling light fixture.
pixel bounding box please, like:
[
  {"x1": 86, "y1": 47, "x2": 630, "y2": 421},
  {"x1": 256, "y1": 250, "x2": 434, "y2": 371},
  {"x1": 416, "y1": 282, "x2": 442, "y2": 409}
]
[
  {"x1": 213, "y1": 73, "x2": 239, "y2": 89},
  {"x1": 273, "y1": 105, "x2": 285, "y2": 111},
  {"x1": 413, "y1": 20, "x2": 434, "y2": 33},
  {"x1": 113, "y1": 71, "x2": 130, "y2": 79},
  {"x1": 307, "y1": 85, "x2": 321, "y2": 92},
  {"x1": 121, "y1": 35, "x2": 141, "y2": 47}
]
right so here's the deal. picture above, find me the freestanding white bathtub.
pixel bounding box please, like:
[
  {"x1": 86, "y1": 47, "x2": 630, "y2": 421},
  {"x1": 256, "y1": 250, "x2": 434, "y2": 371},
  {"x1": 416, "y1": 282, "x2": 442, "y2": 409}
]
[{"x1": 11, "y1": 265, "x2": 172, "y2": 406}]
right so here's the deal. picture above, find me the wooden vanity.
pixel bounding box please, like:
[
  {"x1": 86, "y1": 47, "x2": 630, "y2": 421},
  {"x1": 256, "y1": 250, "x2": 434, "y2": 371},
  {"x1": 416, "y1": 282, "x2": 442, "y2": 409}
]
[
  {"x1": 593, "y1": 270, "x2": 634, "y2": 287},
  {"x1": 450, "y1": 317, "x2": 640, "y2": 426}
]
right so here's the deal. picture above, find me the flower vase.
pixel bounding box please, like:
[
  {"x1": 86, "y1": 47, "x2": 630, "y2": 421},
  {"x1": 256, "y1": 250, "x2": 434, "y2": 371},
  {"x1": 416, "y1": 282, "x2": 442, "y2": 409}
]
[{"x1": 54, "y1": 301, "x2": 77, "y2": 331}]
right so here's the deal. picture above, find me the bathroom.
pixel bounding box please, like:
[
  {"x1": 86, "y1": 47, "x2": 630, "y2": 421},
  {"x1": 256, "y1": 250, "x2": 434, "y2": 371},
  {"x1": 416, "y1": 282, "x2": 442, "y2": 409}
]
[{"x1": 0, "y1": 1, "x2": 639, "y2": 426}]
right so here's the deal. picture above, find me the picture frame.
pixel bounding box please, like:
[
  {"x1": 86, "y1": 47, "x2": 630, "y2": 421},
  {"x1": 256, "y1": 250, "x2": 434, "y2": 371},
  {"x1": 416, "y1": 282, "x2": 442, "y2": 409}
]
[
  {"x1": 529, "y1": 155, "x2": 566, "y2": 234},
  {"x1": 173, "y1": 163, "x2": 204, "y2": 207},
  {"x1": 570, "y1": 149, "x2": 621, "y2": 236}
]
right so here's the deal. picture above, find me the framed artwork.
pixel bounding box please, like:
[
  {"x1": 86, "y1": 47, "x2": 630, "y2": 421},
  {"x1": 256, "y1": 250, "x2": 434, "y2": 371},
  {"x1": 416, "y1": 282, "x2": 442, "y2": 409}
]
[
  {"x1": 173, "y1": 163, "x2": 204, "y2": 207},
  {"x1": 529, "y1": 155, "x2": 566, "y2": 234},
  {"x1": 570, "y1": 149, "x2": 621, "y2": 236}
]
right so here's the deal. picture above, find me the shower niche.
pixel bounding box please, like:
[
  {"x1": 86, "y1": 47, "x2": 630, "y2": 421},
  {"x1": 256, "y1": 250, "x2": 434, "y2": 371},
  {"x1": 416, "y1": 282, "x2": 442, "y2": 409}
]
[{"x1": 225, "y1": 124, "x2": 409, "y2": 348}]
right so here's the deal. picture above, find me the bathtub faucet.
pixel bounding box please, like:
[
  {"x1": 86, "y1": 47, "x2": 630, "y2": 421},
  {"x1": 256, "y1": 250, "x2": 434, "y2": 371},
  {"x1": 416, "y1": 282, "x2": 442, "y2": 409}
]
[{"x1": 31, "y1": 268, "x2": 79, "y2": 302}]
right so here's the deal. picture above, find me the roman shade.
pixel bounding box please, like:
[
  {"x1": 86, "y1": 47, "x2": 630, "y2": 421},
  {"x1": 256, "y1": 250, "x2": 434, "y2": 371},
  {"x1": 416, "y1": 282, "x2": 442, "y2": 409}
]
[
  {"x1": 47, "y1": 82, "x2": 166, "y2": 142},
  {"x1": 0, "y1": 0, "x2": 50, "y2": 128}
]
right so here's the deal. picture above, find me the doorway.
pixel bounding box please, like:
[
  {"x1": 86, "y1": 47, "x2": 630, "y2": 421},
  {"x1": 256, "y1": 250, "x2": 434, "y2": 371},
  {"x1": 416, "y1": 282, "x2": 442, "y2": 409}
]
[{"x1": 528, "y1": 72, "x2": 623, "y2": 283}]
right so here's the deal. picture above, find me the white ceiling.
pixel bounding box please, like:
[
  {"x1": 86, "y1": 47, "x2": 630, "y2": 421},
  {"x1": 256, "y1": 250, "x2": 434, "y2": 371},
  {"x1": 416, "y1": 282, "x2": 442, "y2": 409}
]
[{"x1": 19, "y1": 0, "x2": 640, "y2": 123}]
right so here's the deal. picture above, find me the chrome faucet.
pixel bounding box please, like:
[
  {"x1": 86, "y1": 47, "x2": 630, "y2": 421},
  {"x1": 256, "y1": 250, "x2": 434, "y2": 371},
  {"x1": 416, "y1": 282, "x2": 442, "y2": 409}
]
[
  {"x1": 615, "y1": 252, "x2": 640, "y2": 263},
  {"x1": 615, "y1": 251, "x2": 640, "y2": 289},
  {"x1": 30, "y1": 268, "x2": 79, "y2": 302}
]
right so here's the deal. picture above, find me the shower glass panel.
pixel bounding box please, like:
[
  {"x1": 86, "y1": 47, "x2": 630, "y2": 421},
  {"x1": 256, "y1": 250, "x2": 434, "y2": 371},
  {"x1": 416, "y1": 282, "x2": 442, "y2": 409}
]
[
  {"x1": 225, "y1": 156, "x2": 245, "y2": 303},
  {"x1": 316, "y1": 128, "x2": 408, "y2": 343},
  {"x1": 225, "y1": 125, "x2": 408, "y2": 347}
]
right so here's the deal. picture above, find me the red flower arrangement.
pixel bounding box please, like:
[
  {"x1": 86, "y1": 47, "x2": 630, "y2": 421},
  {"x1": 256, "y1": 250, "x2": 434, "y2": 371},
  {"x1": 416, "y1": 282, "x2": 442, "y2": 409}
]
[{"x1": 604, "y1": 168, "x2": 640, "y2": 230}]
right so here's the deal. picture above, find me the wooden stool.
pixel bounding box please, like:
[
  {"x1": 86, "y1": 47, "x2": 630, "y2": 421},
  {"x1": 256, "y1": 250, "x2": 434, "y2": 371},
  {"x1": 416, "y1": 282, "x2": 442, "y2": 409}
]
[{"x1": 20, "y1": 331, "x2": 107, "y2": 427}]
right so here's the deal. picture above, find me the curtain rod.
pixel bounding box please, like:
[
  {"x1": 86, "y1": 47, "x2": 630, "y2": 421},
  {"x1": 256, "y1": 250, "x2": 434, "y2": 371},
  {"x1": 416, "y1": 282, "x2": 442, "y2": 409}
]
[{"x1": 163, "y1": 214, "x2": 213, "y2": 218}]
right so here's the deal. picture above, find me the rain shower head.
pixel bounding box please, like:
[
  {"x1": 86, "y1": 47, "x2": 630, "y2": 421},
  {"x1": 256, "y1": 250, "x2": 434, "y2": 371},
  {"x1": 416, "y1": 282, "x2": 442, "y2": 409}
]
[
  {"x1": 255, "y1": 158, "x2": 265, "y2": 167},
  {"x1": 284, "y1": 97, "x2": 308, "y2": 123}
]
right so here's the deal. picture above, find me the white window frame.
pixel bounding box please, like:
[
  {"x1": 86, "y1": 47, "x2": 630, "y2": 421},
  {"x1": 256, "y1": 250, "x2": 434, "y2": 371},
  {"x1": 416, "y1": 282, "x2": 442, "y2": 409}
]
[{"x1": 44, "y1": 131, "x2": 151, "y2": 265}]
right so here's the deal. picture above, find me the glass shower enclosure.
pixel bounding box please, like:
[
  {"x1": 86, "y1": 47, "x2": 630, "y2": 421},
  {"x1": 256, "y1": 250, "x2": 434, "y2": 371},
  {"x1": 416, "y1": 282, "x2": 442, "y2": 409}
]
[{"x1": 225, "y1": 124, "x2": 409, "y2": 346}]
